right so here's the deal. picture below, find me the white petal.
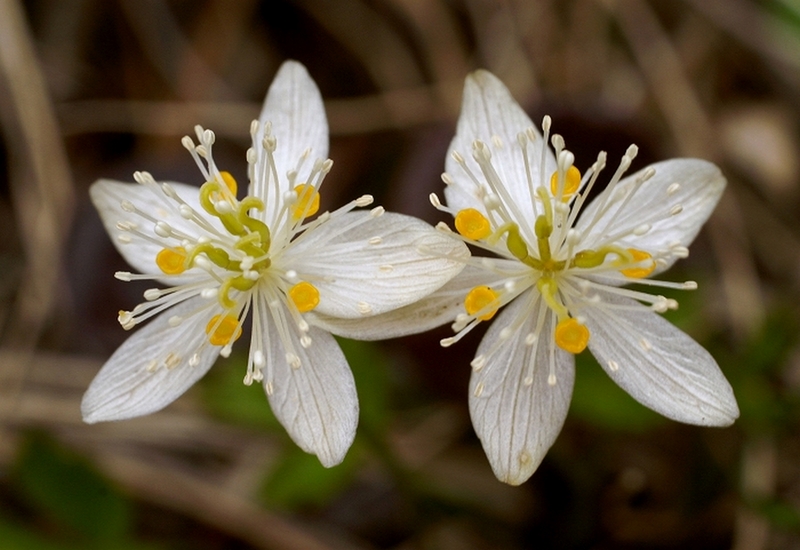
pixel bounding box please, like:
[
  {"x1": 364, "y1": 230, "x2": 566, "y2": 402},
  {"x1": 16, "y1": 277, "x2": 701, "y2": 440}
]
[
  {"x1": 581, "y1": 289, "x2": 739, "y2": 426},
  {"x1": 469, "y1": 293, "x2": 575, "y2": 485},
  {"x1": 256, "y1": 61, "x2": 328, "y2": 183},
  {"x1": 444, "y1": 70, "x2": 556, "y2": 228},
  {"x1": 262, "y1": 302, "x2": 358, "y2": 467},
  {"x1": 307, "y1": 265, "x2": 491, "y2": 340},
  {"x1": 90, "y1": 179, "x2": 219, "y2": 285},
  {"x1": 286, "y1": 211, "x2": 469, "y2": 318},
  {"x1": 82, "y1": 296, "x2": 220, "y2": 423},
  {"x1": 576, "y1": 159, "x2": 725, "y2": 272}
]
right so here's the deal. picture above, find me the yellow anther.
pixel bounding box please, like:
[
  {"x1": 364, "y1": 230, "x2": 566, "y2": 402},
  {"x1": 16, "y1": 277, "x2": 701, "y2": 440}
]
[
  {"x1": 220, "y1": 171, "x2": 237, "y2": 196},
  {"x1": 205, "y1": 314, "x2": 243, "y2": 346},
  {"x1": 465, "y1": 286, "x2": 500, "y2": 321},
  {"x1": 288, "y1": 281, "x2": 320, "y2": 313},
  {"x1": 620, "y1": 249, "x2": 656, "y2": 278},
  {"x1": 156, "y1": 247, "x2": 187, "y2": 275},
  {"x1": 292, "y1": 184, "x2": 320, "y2": 220},
  {"x1": 550, "y1": 165, "x2": 581, "y2": 201},
  {"x1": 455, "y1": 208, "x2": 491, "y2": 240},
  {"x1": 554, "y1": 318, "x2": 590, "y2": 354}
]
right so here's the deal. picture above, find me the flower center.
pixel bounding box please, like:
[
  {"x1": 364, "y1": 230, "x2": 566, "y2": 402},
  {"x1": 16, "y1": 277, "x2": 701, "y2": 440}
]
[
  {"x1": 152, "y1": 171, "x2": 323, "y2": 345},
  {"x1": 110, "y1": 122, "x2": 377, "y2": 389},
  {"x1": 448, "y1": 162, "x2": 655, "y2": 355}
]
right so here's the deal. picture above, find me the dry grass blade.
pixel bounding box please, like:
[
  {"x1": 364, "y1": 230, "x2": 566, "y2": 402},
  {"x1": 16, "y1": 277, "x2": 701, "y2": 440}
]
[
  {"x1": 1, "y1": 349, "x2": 357, "y2": 550},
  {"x1": 610, "y1": 0, "x2": 765, "y2": 337},
  {"x1": 0, "y1": 0, "x2": 75, "y2": 427},
  {"x1": 56, "y1": 89, "x2": 463, "y2": 138}
]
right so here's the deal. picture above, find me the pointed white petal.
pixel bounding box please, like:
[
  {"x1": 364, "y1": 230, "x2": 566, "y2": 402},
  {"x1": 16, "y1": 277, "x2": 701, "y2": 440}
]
[
  {"x1": 580, "y1": 289, "x2": 739, "y2": 426},
  {"x1": 82, "y1": 296, "x2": 221, "y2": 423},
  {"x1": 307, "y1": 265, "x2": 492, "y2": 340},
  {"x1": 576, "y1": 159, "x2": 725, "y2": 273},
  {"x1": 90, "y1": 179, "x2": 219, "y2": 285},
  {"x1": 256, "y1": 61, "x2": 328, "y2": 185},
  {"x1": 469, "y1": 293, "x2": 575, "y2": 485},
  {"x1": 444, "y1": 70, "x2": 556, "y2": 228},
  {"x1": 261, "y1": 302, "x2": 357, "y2": 467},
  {"x1": 286, "y1": 211, "x2": 469, "y2": 318}
]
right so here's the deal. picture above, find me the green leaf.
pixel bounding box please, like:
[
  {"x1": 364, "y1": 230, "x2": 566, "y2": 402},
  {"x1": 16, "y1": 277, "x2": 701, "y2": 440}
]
[
  {"x1": 752, "y1": 497, "x2": 800, "y2": 530},
  {"x1": 260, "y1": 445, "x2": 358, "y2": 510},
  {"x1": 12, "y1": 432, "x2": 130, "y2": 542},
  {"x1": 337, "y1": 338, "x2": 391, "y2": 433},
  {"x1": 0, "y1": 515, "x2": 74, "y2": 550}
]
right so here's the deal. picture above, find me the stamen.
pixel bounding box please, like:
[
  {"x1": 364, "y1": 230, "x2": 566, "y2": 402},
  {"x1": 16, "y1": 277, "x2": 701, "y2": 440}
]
[
  {"x1": 354, "y1": 195, "x2": 373, "y2": 207},
  {"x1": 154, "y1": 222, "x2": 173, "y2": 238},
  {"x1": 118, "y1": 310, "x2": 135, "y2": 330},
  {"x1": 470, "y1": 140, "x2": 531, "y2": 239},
  {"x1": 517, "y1": 131, "x2": 538, "y2": 217},
  {"x1": 143, "y1": 289, "x2": 162, "y2": 301},
  {"x1": 442, "y1": 317, "x2": 483, "y2": 346}
]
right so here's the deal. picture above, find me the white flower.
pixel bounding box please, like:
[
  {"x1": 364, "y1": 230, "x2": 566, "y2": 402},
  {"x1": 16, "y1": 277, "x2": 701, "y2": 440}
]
[
  {"x1": 83, "y1": 61, "x2": 468, "y2": 467},
  {"x1": 428, "y1": 70, "x2": 739, "y2": 485}
]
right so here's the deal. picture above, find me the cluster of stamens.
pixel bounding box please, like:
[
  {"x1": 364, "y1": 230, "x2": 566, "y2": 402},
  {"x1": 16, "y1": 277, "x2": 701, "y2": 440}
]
[
  {"x1": 111, "y1": 123, "x2": 375, "y2": 389},
  {"x1": 431, "y1": 116, "x2": 698, "y2": 384}
]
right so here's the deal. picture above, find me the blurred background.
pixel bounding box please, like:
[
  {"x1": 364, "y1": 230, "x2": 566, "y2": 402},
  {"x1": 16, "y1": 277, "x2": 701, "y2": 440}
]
[{"x1": 1, "y1": 0, "x2": 800, "y2": 548}]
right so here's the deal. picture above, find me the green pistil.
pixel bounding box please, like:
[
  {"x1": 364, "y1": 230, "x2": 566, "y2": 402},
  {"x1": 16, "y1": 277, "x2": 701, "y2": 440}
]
[
  {"x1": 534, "y1": 214, "x2": 552, "y2": 265},
  {"x1": 234, "y1": 232, "x2": 268, "y2": 261},
  {"x1": 238, "y1": 196, "x2": 271, "y2": 247},
  {"x1": 570, "y1": 245, "x2": 633, "y2": 269},
  {"x1": 194, "y1": 182, "x2": 277, "y2": 309},
  {"x1": 537, "y1": 277, "x2": 568, "y2": 319},
  {"x1": 200, "y1": 182, "x2": 245, "y2": 235},
  {"x1": 187, "y1": 242, "x2": 238, "y2": 271},
  {"x1": 491, "y1": 223, "x2": 536, "y2": 269},
  {"x1": 219, "y1": 275, "x2": 258, "y2": 309}
]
